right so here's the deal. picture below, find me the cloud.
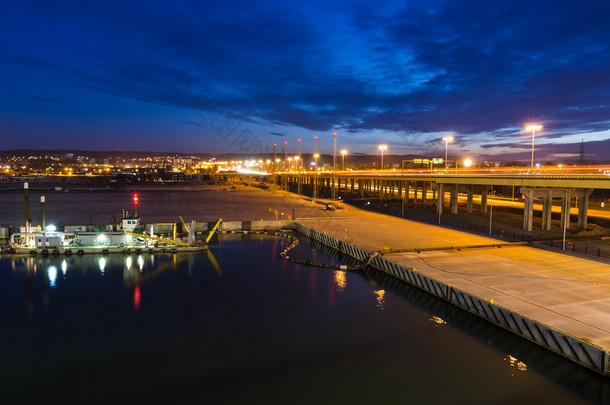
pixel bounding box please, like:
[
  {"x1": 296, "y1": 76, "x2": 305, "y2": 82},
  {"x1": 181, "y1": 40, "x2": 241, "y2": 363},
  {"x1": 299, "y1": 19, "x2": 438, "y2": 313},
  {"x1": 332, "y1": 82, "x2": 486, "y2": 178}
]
[{"x1": 2, "y1": 0, "x2": 610, "y2": 156}]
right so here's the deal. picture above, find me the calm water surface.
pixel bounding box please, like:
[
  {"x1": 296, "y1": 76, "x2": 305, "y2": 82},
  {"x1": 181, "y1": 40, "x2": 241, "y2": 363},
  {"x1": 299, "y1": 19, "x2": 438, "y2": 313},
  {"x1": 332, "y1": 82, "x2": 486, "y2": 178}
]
[{"x1": 0, "y1": 234, "x2": 607, "y2": 404}]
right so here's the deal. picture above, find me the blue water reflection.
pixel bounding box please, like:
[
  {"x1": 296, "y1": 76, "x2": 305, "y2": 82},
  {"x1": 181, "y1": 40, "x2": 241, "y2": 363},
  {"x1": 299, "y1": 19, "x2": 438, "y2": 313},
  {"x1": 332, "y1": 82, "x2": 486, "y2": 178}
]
[{"x1": 0, "y1": 234, "x2": 606, "y2": 404}]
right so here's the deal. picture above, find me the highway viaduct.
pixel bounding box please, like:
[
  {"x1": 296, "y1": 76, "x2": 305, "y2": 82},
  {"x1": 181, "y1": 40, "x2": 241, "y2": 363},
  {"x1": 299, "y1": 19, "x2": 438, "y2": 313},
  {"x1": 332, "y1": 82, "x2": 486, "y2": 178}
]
[{"x1": 273, "y1": 172, "x2": 610, "y2": 232}]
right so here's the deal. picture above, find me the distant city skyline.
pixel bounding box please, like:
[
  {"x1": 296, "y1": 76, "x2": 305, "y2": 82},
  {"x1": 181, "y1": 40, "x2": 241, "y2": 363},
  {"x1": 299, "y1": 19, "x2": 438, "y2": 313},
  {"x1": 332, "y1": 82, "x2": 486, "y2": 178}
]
[{"x1": 2, "y1": 1, "x2": 610, "y2": 163}]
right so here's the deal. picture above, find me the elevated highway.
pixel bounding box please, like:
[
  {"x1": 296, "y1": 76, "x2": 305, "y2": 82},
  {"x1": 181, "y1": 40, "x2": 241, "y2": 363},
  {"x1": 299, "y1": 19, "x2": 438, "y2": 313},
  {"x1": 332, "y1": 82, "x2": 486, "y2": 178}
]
[{"x1": 271, "y1": 169, "x2": 610, "y2": 232}]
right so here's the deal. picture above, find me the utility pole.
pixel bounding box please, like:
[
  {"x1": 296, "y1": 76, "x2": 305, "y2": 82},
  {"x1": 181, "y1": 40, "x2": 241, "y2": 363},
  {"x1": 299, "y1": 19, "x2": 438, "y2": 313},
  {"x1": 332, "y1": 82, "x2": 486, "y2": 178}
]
[
  {"x1": 284, "y1": 141, "x2": 288, "y2": 190},
  {"x1": 332, "y1": 132, "x2": 337, "y2": 200},
  {"x1": 297, "y1": 139, "x2": 302, "y2": 170},
  {"x1": 24, "y1": 182, "x2": 30, "y2": 238}
]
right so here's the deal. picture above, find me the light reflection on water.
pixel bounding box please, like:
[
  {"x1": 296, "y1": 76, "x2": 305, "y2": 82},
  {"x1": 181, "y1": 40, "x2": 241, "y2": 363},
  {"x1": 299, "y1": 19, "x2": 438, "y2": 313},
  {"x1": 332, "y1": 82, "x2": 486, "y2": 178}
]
[
  {"x1": 46, "y1": 265, "x2": 57, "y2": 288},
  {"x1": 373, "y1": 289, "x2": 386, "y2": 310},
  {"x1": 0, "y1": 234, "x2": 606, "y2": 404}
]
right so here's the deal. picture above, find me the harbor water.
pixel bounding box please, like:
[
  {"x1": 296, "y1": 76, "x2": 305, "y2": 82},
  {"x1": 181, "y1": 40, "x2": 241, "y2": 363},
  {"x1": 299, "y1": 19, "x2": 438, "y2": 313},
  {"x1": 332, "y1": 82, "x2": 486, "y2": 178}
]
[{"x1": 0, "y1": 233, "x2": 607, "y2": 404}]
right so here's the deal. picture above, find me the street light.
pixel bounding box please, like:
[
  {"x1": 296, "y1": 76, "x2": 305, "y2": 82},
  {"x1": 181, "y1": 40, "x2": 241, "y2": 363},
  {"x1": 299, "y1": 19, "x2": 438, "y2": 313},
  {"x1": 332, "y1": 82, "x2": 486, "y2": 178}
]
[
  {"x1": 313, "y1": 153, "x2": 319, "y2": 170},
  {"x1": 340, "y1": 149, "x2": 347, "y2": 171},
  {"x1": 378, "y1": 144, "x2": 387, "y2": 170},
  {"x1": 333, "y1": 132, "x2": 337, "y2": 171},
  {"x1": 297, "y1": 139, "x2": 302, "y2": 169},
  {"x1": 442, "y1": 135, "x2": 454, "y2": 169},
  {"x1": 526, "y1": 124, "x2": 543, "y2": 168}
]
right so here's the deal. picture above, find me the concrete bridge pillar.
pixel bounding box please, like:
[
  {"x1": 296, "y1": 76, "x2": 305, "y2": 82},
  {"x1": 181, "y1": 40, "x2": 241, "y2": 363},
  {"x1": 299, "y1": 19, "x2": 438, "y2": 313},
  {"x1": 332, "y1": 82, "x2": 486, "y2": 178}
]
[
  {"x1": 436, "y1": 183, "x2": 444, "y2": 215},
  {"x1": 577, "y1": 189, "x2": 594, "y2": 228},
  {"x1": 450, "y1": 186, "x2": 459, "y2": 214},
  {"x1": 481, "y1": 186, "x2": 489, "y2": 214},
  {"x1": 541, "y1": 189, "x2": 552, "y2": 231},
  {"x1": 561, "y1": 189, "x2": 572, "y2": 230},
  {"x1": 466, "y1": 185, "x2": 474, "y2": 213},
  {"x1": 432, "y1": 183, "x2": 437, "y2": 207},
  {"x1": 521, "y1": 187, "x2": 535, "y2": 232},
  {"x1": 413, "y1": 181, "x2": 418, "y2": 206},
  {"x1": 421, "y1": 181, "x2": 428, "y2": 207}
]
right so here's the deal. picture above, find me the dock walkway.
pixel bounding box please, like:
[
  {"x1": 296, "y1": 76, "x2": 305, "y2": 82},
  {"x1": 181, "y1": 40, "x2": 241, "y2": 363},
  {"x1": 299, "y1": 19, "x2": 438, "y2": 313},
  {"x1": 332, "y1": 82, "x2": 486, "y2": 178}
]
[{"x1": 297, "y1": 203, "x2": 610, "y2": 373}]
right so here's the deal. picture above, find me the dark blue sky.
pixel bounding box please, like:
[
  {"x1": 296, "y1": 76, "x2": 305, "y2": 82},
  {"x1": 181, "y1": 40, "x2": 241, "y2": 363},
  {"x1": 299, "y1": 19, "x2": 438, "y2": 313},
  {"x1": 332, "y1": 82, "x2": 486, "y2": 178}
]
[{"x1": 2, "y1": 0, "x2": 610, "y2": 162}]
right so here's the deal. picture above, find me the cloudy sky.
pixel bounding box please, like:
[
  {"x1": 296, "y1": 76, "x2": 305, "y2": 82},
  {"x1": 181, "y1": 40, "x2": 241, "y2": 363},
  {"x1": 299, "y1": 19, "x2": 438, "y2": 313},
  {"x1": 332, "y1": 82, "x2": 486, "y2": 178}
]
[{"x1": 2, "y1": 0, "x2": 610, "y2": 162}]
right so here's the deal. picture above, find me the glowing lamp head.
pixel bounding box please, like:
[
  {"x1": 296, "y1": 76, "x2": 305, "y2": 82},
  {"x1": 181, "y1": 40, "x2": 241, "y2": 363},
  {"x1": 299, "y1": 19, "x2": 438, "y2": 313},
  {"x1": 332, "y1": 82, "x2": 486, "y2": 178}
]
[
  {"x1": 341, "y1": 149, "x2": 347, "y2": 156},
  {"x1": 442, "y1": 135, "x2": 454, "y2": 143},
  {"x1": 378, "y1": 144, "x2": 387, "y2": 151},
  {"x1": 463, "y1": 158, "x2": 473, "y2": 168},
  {"x1": 526, "y1": 124, "x2": 543, "y2": 131}
]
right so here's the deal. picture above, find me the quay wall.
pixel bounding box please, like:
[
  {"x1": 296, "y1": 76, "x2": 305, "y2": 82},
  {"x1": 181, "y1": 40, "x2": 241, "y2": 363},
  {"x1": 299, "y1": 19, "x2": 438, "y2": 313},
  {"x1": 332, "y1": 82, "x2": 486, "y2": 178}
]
[{"x1": 289, "y1": 221, "x2": 610, "y2": 377}]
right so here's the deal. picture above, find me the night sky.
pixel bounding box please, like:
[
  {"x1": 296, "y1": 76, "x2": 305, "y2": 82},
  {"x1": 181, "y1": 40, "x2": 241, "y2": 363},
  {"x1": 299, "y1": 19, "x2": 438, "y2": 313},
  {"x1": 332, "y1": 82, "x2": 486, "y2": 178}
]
[{"x1": 2, "y1": 0, "x2": 610, "y2": 162}]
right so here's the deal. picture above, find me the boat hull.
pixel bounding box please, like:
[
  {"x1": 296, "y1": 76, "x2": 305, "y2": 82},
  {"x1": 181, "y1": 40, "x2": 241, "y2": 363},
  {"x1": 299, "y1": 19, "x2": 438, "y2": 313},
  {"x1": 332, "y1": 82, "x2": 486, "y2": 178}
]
[{"x1": 9, "y1": 245, "x2": 207, "y2": 255}]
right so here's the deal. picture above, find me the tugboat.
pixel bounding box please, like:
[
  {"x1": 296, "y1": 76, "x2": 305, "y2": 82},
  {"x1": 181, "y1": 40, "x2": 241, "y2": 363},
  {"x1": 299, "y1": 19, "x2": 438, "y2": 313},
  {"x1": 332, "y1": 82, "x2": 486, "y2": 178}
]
[
  {"x1": 5, "y1": 188, "x2": 217, "y2": 255},
  {"x1": 8, "y1": 211, "x2": 214, "y2": 256}
]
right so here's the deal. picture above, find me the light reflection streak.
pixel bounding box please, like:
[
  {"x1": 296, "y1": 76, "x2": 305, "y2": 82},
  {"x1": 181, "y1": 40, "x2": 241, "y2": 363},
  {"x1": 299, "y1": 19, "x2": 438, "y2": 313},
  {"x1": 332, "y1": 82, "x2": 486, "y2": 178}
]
[
  {"x1": 47, "y1": 265, "x2": 57, "y2": 288},
  {"x1": 125, "y1": 256, "x2": 132, "y2": 270},
  {"x1": 505, "y1": 355, "x2": 528, "y2": 372},
  {"x1": 134, "y1": 285, "x2": 141, "y2": 310},
  {"x1": 373, "y1": 289, "x2": 385, "y2": 310},
  {"x1": 430, "y1": 316, "x2": 447, "y2": 325},
  {"x1": 137, "y1": 255, "x2": 144, "y2": 271},
  {"x1": 99, "y1": 257, "x2": 106, "y2": 273},
  {"x1": 61, "y1": 259, "x2": 67, "y2": 276},
  {"x1": 334, "y1": 271, "x2": 346, "y2": 292}
]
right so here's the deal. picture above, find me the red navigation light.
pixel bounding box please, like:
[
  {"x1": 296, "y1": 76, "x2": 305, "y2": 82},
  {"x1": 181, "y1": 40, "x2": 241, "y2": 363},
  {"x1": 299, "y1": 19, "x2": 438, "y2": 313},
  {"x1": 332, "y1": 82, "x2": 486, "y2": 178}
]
[{"x1": 132, "y1": 192, "x2": 139, "y2": 206}]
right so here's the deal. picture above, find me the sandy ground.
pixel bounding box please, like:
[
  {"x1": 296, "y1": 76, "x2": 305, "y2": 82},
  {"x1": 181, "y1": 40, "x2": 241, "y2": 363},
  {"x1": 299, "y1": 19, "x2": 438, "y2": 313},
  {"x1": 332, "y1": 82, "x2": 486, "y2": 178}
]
[{"x1": 0, "y1": 185, "x2": 341, "y2": 227}]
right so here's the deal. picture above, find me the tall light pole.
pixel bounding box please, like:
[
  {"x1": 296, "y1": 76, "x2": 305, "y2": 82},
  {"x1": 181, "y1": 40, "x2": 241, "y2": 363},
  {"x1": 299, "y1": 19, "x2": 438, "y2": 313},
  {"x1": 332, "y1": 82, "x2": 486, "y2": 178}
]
[
  {"x1": 284, "y1": 141, "x2": 288, "y2": 169},
  {"x1": 297, "y1": 138, "x2": 302, "y2": 170},
  {"x1": 273, "y1": 143, "x2": 277, "y2": 171},
  {"x1": 332, "y1": 132, "x2": 337, "y2": 199},
  {"x1": 333, "y1": 132, "x2": 337, "y2": 170},
  {"x1": 378, "y1": 144, "x2": 387, "y2": 170},
  {"x1": 526, "y1": 124, "x2": 543, "y2": 168},
  {"x1": 313, "y1": 153, "x2": 320, "y2": 199},
  {"x1": 442, "y1": 135, "x2": 454, "y2": 169},
  {"x1": 341, "y1": 149, "x2": 347, "y2": 171}
]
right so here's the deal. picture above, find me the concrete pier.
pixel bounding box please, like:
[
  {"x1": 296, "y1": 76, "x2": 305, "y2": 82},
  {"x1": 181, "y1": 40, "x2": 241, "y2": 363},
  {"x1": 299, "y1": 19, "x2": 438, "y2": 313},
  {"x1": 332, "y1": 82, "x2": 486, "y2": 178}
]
[{"x1": 294, "y1": 203, "x2": 610, "y2": 375}]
